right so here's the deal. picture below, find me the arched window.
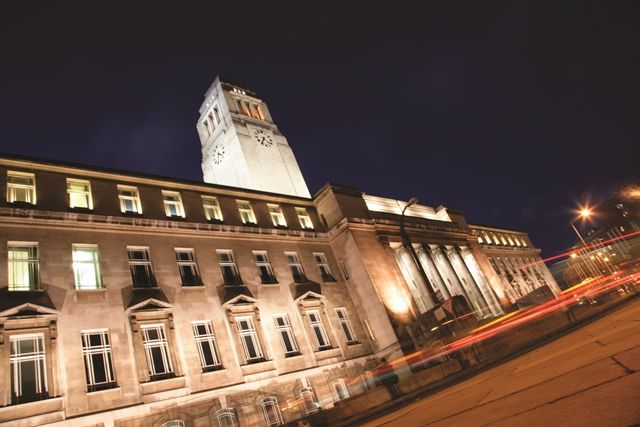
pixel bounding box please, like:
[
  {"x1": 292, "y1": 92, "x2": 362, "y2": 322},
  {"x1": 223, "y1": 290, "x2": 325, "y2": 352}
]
[
  {"x1": 161, "y1": 421, "x2": 185, "y2": 427},
  {"x1": 332, "y1": 379, "x2": 350, "y2": 401},
  {"x1": 260, "y1": 397, "x2": 284, "y2": 426},
  {"x1": 216, "y1": 408, "x2": 238, "y2": 427},
  {"x1": 299, "y1": 387, "x2": 319, "y2": 414}
]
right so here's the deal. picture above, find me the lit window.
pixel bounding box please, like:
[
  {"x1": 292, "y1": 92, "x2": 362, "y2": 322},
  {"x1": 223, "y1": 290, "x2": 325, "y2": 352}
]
[
  {"x1": 267, "y1": 204, "x2": 287, "y2": 227},
  {"x1": 117, "y1": 185, "x2": 142, "y2": 214},
  {"x1": 332, "y1": 379, "x2": 350, "y2": 401},
  {"x1": 336, "y1": 308, "x2": 358, "y2": 344},
  {"x1": 235, "y1": 316, "x2": 263, "y2": 362},
  {"x1": 295, "y1": 207, "x2": 314, "y2": 230},
  {"x1": 81, "y1": 329, "x2": 116, "y2": 392},
  {"x1": 127, "y1": 247, "x2": 156, "y2": 287},
  {"x1": 307, "y1": 310, "x2": 331, "y2": 350},
  {"x1": 141, "y1": 324, "x2": 174, "y2": 381},
  {"x1": 175, "y1": 249, "x2": 202, "y2": 286},
  {"x1": 10, "y1": 334, "x2": 48, "y2": 404},
  {"x1": 202, "y1": 196, "x2": 223, "y2": 221},
  {"x1": 7, "y1": 171, "x2": 36, "y2": 204},
  {"x1": 313, "y1": 252, "x2": 336, "y2": 282},
  {"x1": 252, "y1": 250, "x2": 277, "y2": 284},
  {"x1": 217, "y1": 249, "x2": 242, "y2": 285},
  {"x1": 216, "y1": 408, "x2": 238, "y2": 427},
  {"x1": 72, "y1": 245, "x2": 103, "y2": 289},
  {"x1": 8, "y1": 242, "x2": 40, "y2": 291},
  {"x1": 274, "y1": 315, "x2": 299, "y2": 356},
  {"x1": 299, "y1": 387, "x2": 319, "y2": 414},
  {"x1": 285, "y1": 252, "x2": 306, "y2": 283},
  {"x1": 261, "y1": 397, "x2": 284, "y2": 426},
  {"x1": 67, "y1": 179, "x2": 93, "y2": 209},
  {"x1": 191, "y1": 321, "x2": 222, "y2": 372},
  {"x1": 236, "y1": 200, "x2": 257, "y2": 224},
  {"x1": 162, "y1": 191, "x2": 185, "y2": 218}
]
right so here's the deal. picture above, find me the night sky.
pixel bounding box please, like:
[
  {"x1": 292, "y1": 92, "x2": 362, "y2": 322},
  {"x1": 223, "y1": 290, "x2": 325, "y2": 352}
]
[{"x1": 1, "y1": 2, "x2": 639, "y2": 257}]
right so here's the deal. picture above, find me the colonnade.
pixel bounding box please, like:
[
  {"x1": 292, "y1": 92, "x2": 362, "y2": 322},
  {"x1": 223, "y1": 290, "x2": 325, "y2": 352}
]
[{"x1": 488, "y1": 255, "x2": 559, "y2": 303}]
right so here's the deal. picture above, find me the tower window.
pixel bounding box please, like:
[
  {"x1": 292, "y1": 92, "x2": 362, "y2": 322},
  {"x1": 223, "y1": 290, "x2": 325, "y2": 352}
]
[
  {"x1": 81, "y1": 329, "x2": 117, "y2": 392},
  {"x1": 191, "y1": 321, "x2": 222, "y2": 372},
  {"x1": 175, "y1": 248, "x2": 202, "y2": 286},
  {"x1": 162, "y1": 191, "x2": 185, "y2": 218},
  {"x1": 127, "y1": 247, "x2": 156, "y2": 287},
  {"x1": 7, "y1": 171, "x2": 36, "y2": 204},
  {"x1": 252, "y1": 250, "x2": 277, "y2": 284},
  {"x1": 117, "y1": 185, "x2": 142, "y2": 214},
  {"x1": 216, "y1": 249, "x2": 242, "y2": 285},
  {"x1": 67, "y1": 179, "x2": 93, "y2": 209},
  {"x1": 8, "y1": 242, "x2": 40, "y2": 291},
  {"x1": 295, "y1": 208, "x2": 314, "y2": 230},
  {"x1": 236, "y1": 200, "x2": 257, "y2": 224},
  {"x1": 72, "y1": 245, "x2": 103, "y2": 289},
  {"x1": 202, "y1": 196, "x2": 223, "y2": 222},
  {"x1": 213, "y1": 106, "x2": 222, "y2": 124},
  {"x1": 267, "y1": 204, "x2": 287, "y2": 227},
  {"x1": 285, "y1": 252, "x2": 307, "y2": 283}
]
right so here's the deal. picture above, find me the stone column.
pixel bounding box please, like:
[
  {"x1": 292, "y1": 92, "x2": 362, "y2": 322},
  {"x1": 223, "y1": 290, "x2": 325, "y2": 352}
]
[
  {"x1": 416, "y1": 244, "x2": 451, "y2": 300},
  {"x1": 431, "y1": 245, "x2": 474, "y2": 310},
  {"x1": 446, "y1": 246, "x2": 491, "y2": 317},
  {"x1": 457, "y1": 246, "x2": 503, "y2": 316}
]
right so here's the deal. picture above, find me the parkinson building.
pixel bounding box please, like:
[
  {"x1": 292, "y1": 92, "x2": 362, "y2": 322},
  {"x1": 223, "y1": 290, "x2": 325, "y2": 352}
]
[{"x1": 0, "y1": 76, "x2": 560, "y2": 427}]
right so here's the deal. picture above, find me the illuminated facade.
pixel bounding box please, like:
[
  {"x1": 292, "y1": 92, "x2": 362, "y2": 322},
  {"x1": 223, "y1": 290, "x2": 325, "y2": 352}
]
[{"x1": 0, "y1": 77, "x2": 559, "y2": 427}]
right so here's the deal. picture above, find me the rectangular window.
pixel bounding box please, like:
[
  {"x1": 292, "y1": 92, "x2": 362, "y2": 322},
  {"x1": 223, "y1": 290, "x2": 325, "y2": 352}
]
[
  {"x1": 117, "y1": 185, "x2": 142, "y2": 214},
  {"x1": 274, "y1": 315, "x2": 299, "y2": 356},
  {"x1": 236, "y1": 200, "x2": 257, "y2": 224},
  {"x1": 213, "y1": 106, "x2": 222, "y2": 124},
  {"x1": 253, "y1": 251, "x2": 277, "y2": 284},
  {"x1": 267, "y1": 204, "x2": 287, "y2": 227},
  {"x1": 286, "y1": 252, "x2": 306, "y2": 283},
  {"x1": 336, "y1": 308, "x2": 358, "y2": 344},
  {"x1": 81, "y1": 330, "x2": 116, "y2": 392},
  {"x1": 202, "y1": 196, "x2": 223, "y2": 221},
  {"x1": 7, "y1": 171, "x2": 36, "y2": 204},
  {"x1": 141, "y1": 324, "x2": 174, "y2": 381},
  {"x1": 307, "y1": 310, "x2": 331, "y2": 350},
  {"x1": 313, "y1": 252, "x2": 336, "y2": 282},
  {"x1": 162, "y1": 191, "x2": 185, "y2": 218},
  {"x1": 235, "y1": 316, "x2": 263, "y2": 362},
  {"x1": 8, "y1": 242, "x2": 40, "y2": 291},
  {"x1": 217, "y1": 250, "x2": 242, "y2": 285},
  {"x1": 191, "y1": 321, "x2": 222, "y2": 372},
  {"x1": 67, "y1": 178, "x2": 93, "y2": 209},
  {"x1": 175, "y1": 249, "x2": 202, "y2": 286},
  {"x1": 127, "y1": 247, "x2": 156, "y2": 287},
  {"x1": 295, "y1": 208, "x2": 313, "y2": 230},
  {"x1": 10, "y1": 334, "x2": 48, "y2": 404},
  {"x1": 72, "y1": 245, "x2": 103, "y2": 289}
]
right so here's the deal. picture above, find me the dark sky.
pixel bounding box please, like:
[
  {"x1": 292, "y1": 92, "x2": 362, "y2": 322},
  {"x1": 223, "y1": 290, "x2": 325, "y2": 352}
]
[{"x1": 1, "y1": 2, "x2": 639, "y2": 257}]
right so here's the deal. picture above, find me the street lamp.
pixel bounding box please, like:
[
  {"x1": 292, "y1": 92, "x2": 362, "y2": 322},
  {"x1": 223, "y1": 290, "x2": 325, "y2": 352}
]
[
  {"x1": 570, "y1": 208, "x2": 600, "y2": 277},
  {"x1": 399, "y1": 197, "x2": 439, "y2": 305}
]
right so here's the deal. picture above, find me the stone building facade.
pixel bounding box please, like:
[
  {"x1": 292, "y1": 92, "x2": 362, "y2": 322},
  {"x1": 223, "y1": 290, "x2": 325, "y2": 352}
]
[{"x1": 0, "y1": 77, "x2": 559, "y2": 427}]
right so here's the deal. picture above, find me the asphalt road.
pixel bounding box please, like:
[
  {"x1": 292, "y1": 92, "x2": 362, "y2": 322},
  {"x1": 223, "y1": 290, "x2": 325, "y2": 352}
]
[{"x1": 361, "y1": 298, "x2": 640, "y2": 427}]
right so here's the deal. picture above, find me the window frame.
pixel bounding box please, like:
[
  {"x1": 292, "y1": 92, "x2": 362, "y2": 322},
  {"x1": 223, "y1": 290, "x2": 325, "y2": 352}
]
[
  {"x1": 335, "y1": 308, "x2": 358, "y2": 345},
  {"x1": 295, "y1": 207, "x2": 314, "y2": 230},
  {"x1": 216, "y1": 408, "x2": 238, "y2": 427},
  {"x1": 267, "y1": 204, "x2": 287, "y2": 227},
  {"x1": 202, "y1": 195, "x2": 224, "y2": 222},
  {"x1": 66, "y1": 178, "x2": 93, "y2": 210},
  {"x1": 72, "y1": 244, "x2": 103, "y2": 290},
  {"x1": 140, "y1": 324, "x2": 175, "y2": 381},
  {"x1": 7, "y1": 171, "x2": 36, "y2": 205},
  {"x1": 191, "y1": 321, "x2": 222, "y2": 372},
  {"x1": 332, "y1": 379, "x2": 350, "y2": 401},
  {"x1": 8, "y1": 242, "x2": 40, "y2": 291},
  {"x1": 235, "y1": 316, "x2": 264, "y2": 363},
  {"x1": 273, "y1": 314, "x2": 299, "y2": 356},
  {"x1": 236, "y1": 200, "x2": 257, "y2": 225},
  {"x1": 252, "y1": 250, "x2": 277, "y2": 284},
  {"x1": 313, "y1": 252, "x2": 336, "y2": 282},
  {"x1": 127, "y1": 246, "x2": 157, "y2": 288},
  {"x1": 117, "y1": 185, "x2": 143, "y2": 214},
  {"x1": 216, "y1": 249, "x2": 242, "y2": 285},
  {"x1": 306, "y1": 310, "x2": 331, "y2": 350},
  {"x1": 285, "y1": 251, "x2": 307, "y2": 283},
  {"x1": 299, "y1": 387, "x2": 319, "y2": 414},
  {"x1": 81, "y1": 329, "x2": 117, "y2": 392},
  {"x1": 9, "y1": 333, "x2": 48, "y2": 405},
  {"x1": 162, "y1": 190, "x2": 186, "y2": 218},
  {"x1": 175, "y1": 248, "x2": 203, "y2": 286},
  {"x1": 261, "y1": 397, "x2": 284, "y2": 427}
]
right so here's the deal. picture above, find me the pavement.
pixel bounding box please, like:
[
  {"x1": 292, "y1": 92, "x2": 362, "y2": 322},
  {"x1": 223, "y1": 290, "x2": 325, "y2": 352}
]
[{"x1": 360, "y1": 298, "x2": 640, "y2": 427}]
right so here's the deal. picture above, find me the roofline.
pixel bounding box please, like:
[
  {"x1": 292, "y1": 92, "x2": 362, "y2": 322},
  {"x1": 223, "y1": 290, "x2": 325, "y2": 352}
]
[
  {"x1": 468, "y1": 223, "x2": 529, "y2": 235},
  {"x1": 0, "y1": 152, "x2": 314, "y2": 202}
]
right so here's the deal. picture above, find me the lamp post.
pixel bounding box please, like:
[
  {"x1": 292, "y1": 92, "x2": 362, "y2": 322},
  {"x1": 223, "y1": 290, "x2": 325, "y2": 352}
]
[
  {"x1": 570, "y1": 208, "x2": 600, "y2": 277},
  {"x1": 399, "y1": 197, "x2": 440, "y2": 305}
]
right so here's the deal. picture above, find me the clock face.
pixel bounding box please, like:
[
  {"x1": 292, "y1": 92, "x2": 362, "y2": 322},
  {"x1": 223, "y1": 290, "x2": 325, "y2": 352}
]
[
  {"x1": 212, "y1": 144, "x2": 226, "y2": 165},
  {"x1": 253, "y1": 128, "x2": 274, "y2": 147}
]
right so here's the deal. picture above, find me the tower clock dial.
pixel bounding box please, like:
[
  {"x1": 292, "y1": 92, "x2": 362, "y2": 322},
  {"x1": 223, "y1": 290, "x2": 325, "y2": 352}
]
[
  {"x1": 253, "y1": 128, "x2": 274, "y2": 147},
  {"x1": 212, "y1": 144, "x2": 226, "y2": 165}
]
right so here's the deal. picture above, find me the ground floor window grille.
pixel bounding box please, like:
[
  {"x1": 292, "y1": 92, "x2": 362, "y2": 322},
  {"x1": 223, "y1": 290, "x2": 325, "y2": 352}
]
[
  {"x1": 216, "y1": 408, "x2": 238, "y2": 427},
  {"x1": 141, "y1": 324, "x2": 174, "y2": 381},
  {"x1": 191, "y1": 321, "x2": 222, "y2": 372},
  {"x1": 81, "y1": 330, "x2": 117, "y2": 392},
  {"x1": 10, "y1": 334, "x2": 48, "y2": 404},
  {"x1": 299, "y1": 387, "x2": 319, "y2": 414},
  {"x1": 261, "y1": 397, "x2": 284, "y2": 426}
]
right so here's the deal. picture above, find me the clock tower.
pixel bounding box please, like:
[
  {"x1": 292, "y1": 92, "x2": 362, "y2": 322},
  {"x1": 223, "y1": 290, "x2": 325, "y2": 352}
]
[{"x1": 197, "y1": 76, "x2": 311, "y2": 198}]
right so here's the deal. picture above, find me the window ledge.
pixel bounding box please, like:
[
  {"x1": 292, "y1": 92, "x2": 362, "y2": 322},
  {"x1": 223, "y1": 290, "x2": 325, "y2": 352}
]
[
  {"x1": 284, "y1": 352, "x2": 303, "y2": 359},
  {"x1": 0, "y1": 396, "x2": 63, "y2": 424},
  {"x1": 140, "y1": 376, "x2": 186, "y2": 396},
  {"x1": 202, "y1": 367, "x2": 225, "y2": 376},
  {"x1": 181, "y1": 285, "x2": 205, "y2": 290},
  {"x1": 75, "y1": 287, "x2": 106, "y2": 293},
  {"x1": 69, "y1": 207, "x2": 93, "y2": 213},
  {"x1": 86, "y1": 385, "x2": 120, "y2": 395},
  {"x1": 8, "y1": 201, "x2": 37, "y2": 208},
  {"x1": 346, "y1": 341, "x2": 361, "y2": 347}
]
